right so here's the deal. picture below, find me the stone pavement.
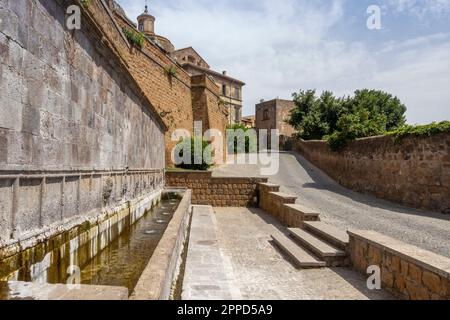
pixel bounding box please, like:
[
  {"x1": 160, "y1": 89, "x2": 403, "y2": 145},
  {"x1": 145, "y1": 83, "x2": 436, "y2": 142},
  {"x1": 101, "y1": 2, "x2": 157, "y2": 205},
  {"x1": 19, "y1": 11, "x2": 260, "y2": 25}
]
[
  {"x1": 182, "y1": 206, "x2": 242, "y2": 300},
  {"x1": 183, "y1": 206, "x2": 393, "y2": 300}
]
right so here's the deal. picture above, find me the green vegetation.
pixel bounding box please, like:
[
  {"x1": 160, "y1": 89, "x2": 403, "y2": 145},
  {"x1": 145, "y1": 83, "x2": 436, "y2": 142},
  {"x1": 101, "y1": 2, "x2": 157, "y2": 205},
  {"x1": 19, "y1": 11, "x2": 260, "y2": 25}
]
[
  {"x1": 122, "y1": 27, "x2": 145, "y2": 48},
  {"x1": 387, "y1": 121, "x2": 450, "y2": 141},
  {"x1": 81, "y1": 0, "x2": 91, "y2": 8},
  {"x1": 226, "y1": 124, "x2": 257, "y2": 154},
  {"x1": 175, "y1": 137, "x2": 214, "y2": 171},
  {"x1": 164, "y1": 65, "x2": 178, "y2": 78},
  {"x1": 287, "y1": 89, "x2": 407, "y2": 151}
]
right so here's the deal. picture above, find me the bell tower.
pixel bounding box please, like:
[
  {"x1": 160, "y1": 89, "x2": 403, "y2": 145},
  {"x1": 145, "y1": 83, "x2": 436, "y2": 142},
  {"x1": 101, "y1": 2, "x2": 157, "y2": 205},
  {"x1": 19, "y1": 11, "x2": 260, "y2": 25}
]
[{"x1": 137, "y1": 2, "x2": 155, "y2": 36}]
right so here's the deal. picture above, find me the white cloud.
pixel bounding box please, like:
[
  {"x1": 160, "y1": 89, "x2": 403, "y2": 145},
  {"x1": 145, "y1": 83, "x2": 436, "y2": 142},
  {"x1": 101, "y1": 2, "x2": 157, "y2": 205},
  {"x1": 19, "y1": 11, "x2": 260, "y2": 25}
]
[{"x1": 385, "y1": 0, "x2": 450, "y2": 19}]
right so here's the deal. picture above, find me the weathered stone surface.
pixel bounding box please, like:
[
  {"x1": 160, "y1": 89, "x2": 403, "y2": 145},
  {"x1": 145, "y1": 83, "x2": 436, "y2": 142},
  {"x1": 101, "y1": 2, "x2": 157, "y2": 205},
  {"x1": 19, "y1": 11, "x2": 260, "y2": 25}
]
[{"x1": 348, "y1": 230, "x2": 450, "y2": 300}]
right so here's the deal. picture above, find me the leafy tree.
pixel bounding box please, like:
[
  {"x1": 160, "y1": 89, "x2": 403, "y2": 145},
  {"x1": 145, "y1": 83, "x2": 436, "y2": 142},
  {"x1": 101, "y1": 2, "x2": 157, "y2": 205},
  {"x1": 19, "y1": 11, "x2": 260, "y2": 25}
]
[
  {"x1": 226, "y1": 124, "x2": 257, "y2": 154},
  {"x1": 287, "y1": 89, "x2": 407, "y2": 150}
]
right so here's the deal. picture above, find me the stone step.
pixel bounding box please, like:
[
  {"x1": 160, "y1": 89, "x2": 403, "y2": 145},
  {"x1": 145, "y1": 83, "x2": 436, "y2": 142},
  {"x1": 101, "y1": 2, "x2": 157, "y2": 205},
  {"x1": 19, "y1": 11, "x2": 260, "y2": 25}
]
[
  {"x1": 288, "y1": 228, "x2": 348, "y2": 267},
  {"x1": 283, "y1": 204, "x2": 320, "y2": 221},
  {"x1": 271, "y1": 233, "x2": 326, "y2": 268},
  {"x1": 303, "y1": 221, "x2": 349, "y2": 250},
  {"x1": 268, "y1": 192, "x2": 297, "y2": 203}
]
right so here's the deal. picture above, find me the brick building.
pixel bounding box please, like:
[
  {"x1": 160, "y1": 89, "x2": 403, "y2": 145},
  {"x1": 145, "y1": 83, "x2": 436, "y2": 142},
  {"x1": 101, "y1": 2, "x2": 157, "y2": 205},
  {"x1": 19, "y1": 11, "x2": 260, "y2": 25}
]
[
  {"x1": 255, "y1": 99, "x2": 296, "y2": 148},
  {"x1": 171, "y1": 48, "x2": 246, "y2": 125}
]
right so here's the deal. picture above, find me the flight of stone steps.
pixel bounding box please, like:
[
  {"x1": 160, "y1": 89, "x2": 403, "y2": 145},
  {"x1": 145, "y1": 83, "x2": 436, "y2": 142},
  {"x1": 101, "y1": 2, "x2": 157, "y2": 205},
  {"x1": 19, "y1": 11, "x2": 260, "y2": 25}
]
[{"x1": 272, "y1": 220, "x2": 350, "y2": 268}]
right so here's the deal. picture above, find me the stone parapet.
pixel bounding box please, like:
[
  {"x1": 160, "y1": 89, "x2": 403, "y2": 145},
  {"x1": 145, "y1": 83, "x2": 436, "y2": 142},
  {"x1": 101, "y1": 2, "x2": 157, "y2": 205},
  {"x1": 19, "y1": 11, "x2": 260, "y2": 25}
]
[
  {"x1": 348, "y1": 230, "x2": 450, "y2": 300},
  {"x1": 166, "y1": 171, "x2": 266, "y2": 207}
]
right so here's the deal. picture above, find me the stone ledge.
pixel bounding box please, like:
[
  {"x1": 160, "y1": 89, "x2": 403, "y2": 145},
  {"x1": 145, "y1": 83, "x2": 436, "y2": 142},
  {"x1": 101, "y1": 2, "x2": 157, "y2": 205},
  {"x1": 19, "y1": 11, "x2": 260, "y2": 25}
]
[
  {"x1": 348, "y1": 230, "x2": 450, "y2": 280},
  {"x1": 0, "y1": 281, "x2": 128, "y2": 300},
  {"x1": 258, "y1": 182, "x2": 280, "y2": 192},
  {"x1": 283, "y1": 204, "x2": 320, "y2": 218},
  {"x1": 268, "y1": 192, "x2": 297, "y2": 202}
]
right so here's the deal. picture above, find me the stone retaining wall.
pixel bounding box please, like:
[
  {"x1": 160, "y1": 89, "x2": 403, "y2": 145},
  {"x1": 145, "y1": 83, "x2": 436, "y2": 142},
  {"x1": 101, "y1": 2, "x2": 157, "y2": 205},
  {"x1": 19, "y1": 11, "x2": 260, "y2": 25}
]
[
  {"x1": 166, "y1": 171, "x2": 266, "y2": 207},
  {"x1": 290, "y1": 133, "x2": 450, "y2": 213},
  {"x1": 258, "y1": 182, "x2": 320, "y2": 227},
  {"x1": 348, "y1": 230, "x2": 450, "y2": 300}
]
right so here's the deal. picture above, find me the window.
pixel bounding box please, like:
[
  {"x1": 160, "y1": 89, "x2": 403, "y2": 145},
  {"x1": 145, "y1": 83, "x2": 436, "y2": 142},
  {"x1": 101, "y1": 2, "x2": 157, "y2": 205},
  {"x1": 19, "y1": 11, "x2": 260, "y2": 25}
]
[
  {"x1": 233, "y1": 87, "x2": 240, "y2": 99},
  {"x1": 222, "y1": 84, "x2": 227, "y2": 96},
  {"x1": 138, "y1": 22, "x2": 144, "y2": 32},
  {"x1": 263, "y1": 109, "x2": 270, "y2": 121}
]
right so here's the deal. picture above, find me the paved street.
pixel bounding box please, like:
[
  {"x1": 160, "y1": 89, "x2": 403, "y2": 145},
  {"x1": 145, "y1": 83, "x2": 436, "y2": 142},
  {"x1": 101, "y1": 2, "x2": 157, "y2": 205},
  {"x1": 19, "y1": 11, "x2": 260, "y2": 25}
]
[
  {"x1": 213, "y1": 152, "x2": 450, "y2": 258},
  {"x1": 183, "y1": 206, "x2": 392, "y2": 300}
]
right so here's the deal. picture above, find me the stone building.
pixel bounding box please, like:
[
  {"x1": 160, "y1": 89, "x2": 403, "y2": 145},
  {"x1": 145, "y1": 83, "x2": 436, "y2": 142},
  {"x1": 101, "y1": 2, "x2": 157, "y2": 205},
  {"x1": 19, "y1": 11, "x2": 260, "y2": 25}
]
[
  {"x1": 255, "y1": 99, "x2": 296, "y2": 148},
  {"x1": 171, "y1": 47, "x2": 246, "y2": 125}
]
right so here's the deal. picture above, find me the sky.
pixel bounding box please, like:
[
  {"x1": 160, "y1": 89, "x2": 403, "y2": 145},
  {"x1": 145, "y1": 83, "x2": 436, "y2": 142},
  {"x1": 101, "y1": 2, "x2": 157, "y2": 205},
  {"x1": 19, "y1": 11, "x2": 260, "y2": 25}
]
[{"x1": 116, "y1": 0, "x2": 450, "y2": 124}]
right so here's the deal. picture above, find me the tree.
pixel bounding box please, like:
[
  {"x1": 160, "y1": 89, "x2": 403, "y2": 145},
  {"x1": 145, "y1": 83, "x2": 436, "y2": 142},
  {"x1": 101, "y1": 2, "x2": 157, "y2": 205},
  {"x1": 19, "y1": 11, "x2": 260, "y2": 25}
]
[{"x1": 287, "y1": 89, "x2": 407, "y2": 150}]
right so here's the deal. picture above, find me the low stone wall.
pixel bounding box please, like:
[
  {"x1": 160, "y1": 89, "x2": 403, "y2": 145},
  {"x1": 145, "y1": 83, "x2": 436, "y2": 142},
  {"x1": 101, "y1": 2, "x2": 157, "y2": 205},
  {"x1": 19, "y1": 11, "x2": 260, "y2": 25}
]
[
  {"x1": 0, "y1": 169, "x2": 164, "y2": 252},
  {"x1": 291, "y1": 133, "x2": 450, "y2": 213},
  {"x1": 258, "y1": 183, "x2": 320, "y2": 227},
  {"x1": 166, "y1": 171, "x2": 267, "y2": 207},
  {"x1": 348, "y1": 230, "x2": 450, "y2": 300},
  {"x1": 131, "y1": 189, "x2": 192, "y2": 300}
]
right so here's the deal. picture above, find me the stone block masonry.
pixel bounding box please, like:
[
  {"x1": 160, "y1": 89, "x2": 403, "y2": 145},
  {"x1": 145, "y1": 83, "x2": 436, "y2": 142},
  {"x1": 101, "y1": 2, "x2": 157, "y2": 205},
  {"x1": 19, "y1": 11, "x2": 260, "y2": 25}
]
[
  {"x1": 291, "y1": 133, "x2": 450, "y2": 213},
  {"x1": 348, "y1": 230, "x2": 450, "y2": 300},
  {"x1": 0, "y1": 0, "x2": 166, "y2": 247},
  {"x1": 258, "y1": 182, "x2": 320, "y2": 227},
  {"x1": 166, "y1": 171, "x2": 267, "y2": 207},
  {"x1": 0, "y1": 0, "x2": 166, "y2": 171}
]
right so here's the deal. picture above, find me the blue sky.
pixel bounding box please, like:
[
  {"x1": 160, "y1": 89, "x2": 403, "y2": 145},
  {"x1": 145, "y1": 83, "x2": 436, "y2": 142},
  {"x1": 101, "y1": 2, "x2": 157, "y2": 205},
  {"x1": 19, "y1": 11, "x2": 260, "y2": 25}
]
[{"x1": 116, "y1": 0, "x2": 450, "y2": 124}]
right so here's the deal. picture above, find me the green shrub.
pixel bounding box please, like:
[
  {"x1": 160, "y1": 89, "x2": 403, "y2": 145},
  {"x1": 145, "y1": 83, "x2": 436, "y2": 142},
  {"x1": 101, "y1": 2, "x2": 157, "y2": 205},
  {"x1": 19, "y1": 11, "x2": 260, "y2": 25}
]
[
  {"x1": 226, "y1": 124, "x2": 257, "y2": 154},
  {"x1": 122, "y1": 28, "x2": 145, "y2": 48},
  {"x1": 164, "y1": 65, "x2": 178, "y2": 78},
  {"x1": 81, "y1": 0, "x2": 91, "y2": 7},
  {"x1": 174, "y1": 137, "x2": 214, "y2": 171},
  {"x1": 387, "y1": 121, "x2": 450, "y2": 141}
]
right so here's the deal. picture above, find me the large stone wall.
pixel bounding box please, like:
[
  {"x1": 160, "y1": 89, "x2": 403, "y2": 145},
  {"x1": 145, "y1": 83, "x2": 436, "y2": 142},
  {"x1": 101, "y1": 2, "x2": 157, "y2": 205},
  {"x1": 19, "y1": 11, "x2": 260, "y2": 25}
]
[
  {"x1": 0, "y1": 0, "x2": 166, "y2": 246},
  {"x1": 291, "y1": 133, "x2": 450, "y2": 213},
  {"x1": 0, "y1": 0, "x2": 165, "y2": 171},
  {"x1": 166, "y1": 171, "x2": 267, "y2": 207},
  {"x1": 109, "y1": 4, "x2": 194, "y2": 166}
]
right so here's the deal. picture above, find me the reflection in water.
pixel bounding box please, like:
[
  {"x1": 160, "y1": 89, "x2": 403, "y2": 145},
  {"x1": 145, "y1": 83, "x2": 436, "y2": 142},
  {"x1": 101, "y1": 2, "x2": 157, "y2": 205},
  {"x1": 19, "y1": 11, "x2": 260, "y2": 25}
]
[
  {"x1": 79, "y1": 199, "x2": 179, "y2": 292},
  {"x1": 1, "y1": 199, "x2": 180, "y2": 295}
]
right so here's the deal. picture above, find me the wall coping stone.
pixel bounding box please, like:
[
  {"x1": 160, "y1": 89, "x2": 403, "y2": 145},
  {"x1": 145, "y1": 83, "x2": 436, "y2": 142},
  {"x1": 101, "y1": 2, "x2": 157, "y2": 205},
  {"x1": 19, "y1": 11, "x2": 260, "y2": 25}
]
[
  {"x1": 283, "y1": 204, "x2": 320, "y2": 217},
  {"x1": 348, "y1": 230, "x2": 450, "y2": 280},
  {"x1": 268, "y1": 192, "x2": 297, "y2": 201}
]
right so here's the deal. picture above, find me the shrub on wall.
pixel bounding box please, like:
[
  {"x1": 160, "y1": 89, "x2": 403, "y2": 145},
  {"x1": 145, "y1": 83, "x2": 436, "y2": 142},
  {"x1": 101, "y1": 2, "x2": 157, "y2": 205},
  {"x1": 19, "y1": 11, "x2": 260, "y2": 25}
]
[
  {"x1": 387, "y1": 121, "x2": 450, "y2": 141},
  {"x1": 122, "y1": 27, "x2": 145, "y2": 48}
]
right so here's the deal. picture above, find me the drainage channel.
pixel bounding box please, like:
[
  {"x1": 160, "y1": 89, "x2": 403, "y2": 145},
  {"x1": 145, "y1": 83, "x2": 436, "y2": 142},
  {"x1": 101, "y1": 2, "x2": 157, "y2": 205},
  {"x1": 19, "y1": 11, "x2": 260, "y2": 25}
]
[{"x1": 0, "y1": 194, "x2": 182, "y2": 297}]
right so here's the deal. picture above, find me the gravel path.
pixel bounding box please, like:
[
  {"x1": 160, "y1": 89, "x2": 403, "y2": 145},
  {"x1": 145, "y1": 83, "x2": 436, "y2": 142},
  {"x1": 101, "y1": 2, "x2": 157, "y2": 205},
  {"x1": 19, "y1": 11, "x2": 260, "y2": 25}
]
[{"x1": 213, "y1": 152, "x2": 450, "y2": 258}]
